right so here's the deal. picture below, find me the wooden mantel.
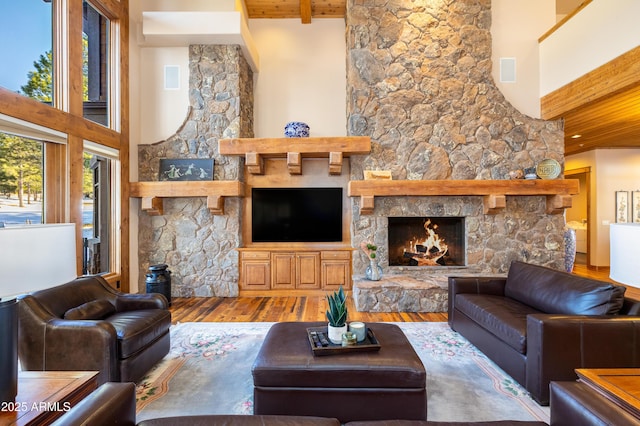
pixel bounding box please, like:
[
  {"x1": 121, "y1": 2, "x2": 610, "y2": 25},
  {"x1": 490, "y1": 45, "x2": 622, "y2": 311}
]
[
  {"x1": 218, "y1": 136, "x2": 371, "y2": 175},
  {"x1": 130, "y1": 181, "x2": 244, "y2": 215},
  {"x1": 348, "y1": 179, "x2": 580, "y2": 215}
]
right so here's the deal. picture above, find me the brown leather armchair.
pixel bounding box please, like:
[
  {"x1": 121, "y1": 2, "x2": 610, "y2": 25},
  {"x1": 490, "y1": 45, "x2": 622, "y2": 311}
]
[{"x1": 18, "y1": 275, "x2": 171, "y2": 384}]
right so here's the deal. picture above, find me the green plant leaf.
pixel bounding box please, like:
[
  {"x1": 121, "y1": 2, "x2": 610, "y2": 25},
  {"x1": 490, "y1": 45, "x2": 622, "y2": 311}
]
[{"x1": 326, "y1": 286, "x2": 347, "y2": 327}]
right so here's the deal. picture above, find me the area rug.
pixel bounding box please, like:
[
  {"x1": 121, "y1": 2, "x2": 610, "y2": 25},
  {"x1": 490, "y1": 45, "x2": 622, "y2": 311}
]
[{"x1": 135, "y1": 322, "x2": 550, "y2": 423}]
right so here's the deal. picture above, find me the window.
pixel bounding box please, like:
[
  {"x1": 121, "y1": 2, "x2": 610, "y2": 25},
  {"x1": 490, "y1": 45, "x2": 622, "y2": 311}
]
[
  {"x1": 82, "y1": 1, "x2": 110, "y2": 126},
  {"x1": 0, "y1": 0, "x2": 54, "y2": 103},
  {"x1": 0, "y1": 133, "x2": 44, "y2": 226},
  {"x1": 83, "y1": 142, "x2": 120, "y2": 275}
]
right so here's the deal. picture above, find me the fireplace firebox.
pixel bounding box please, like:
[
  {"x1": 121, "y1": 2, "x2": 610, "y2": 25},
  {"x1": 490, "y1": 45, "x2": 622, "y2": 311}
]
[{"x1": 388, "y1": 217, "x2": 465, "y2": 267}]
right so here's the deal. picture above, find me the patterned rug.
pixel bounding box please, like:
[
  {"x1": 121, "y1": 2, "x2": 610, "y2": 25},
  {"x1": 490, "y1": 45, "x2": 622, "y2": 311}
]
[{"x1": 135, "y1": 322, "x2": 550, "y2": 423}]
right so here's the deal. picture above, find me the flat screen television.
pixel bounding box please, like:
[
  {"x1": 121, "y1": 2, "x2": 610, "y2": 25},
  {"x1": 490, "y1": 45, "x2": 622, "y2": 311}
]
[{"x1": 251, "y1": 187, "x2": 343, "y2": 243}]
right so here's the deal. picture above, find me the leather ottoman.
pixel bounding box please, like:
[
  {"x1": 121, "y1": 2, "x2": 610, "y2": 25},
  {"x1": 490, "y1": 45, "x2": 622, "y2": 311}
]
[{"x1": 252, "y1": 322, "x2": 427, "y2": 423}]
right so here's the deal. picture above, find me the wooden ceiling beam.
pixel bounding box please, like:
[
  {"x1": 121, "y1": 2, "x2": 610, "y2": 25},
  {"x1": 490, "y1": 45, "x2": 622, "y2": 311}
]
[
  {"x1": 300, "y1": 0, "x2": 312, "y2": 23},
  {"x1": 244, "y1": 0, "x2": 345, "y2": 19}
]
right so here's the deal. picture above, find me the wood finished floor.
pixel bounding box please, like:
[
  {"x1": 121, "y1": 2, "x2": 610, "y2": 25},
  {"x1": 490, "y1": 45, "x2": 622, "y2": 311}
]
[{"x1": 168, "y1": 265, "x2": 639, "y2": 324}]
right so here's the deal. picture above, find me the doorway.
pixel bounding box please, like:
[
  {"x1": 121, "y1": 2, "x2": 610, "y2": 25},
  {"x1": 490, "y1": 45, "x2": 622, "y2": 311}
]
[{"x1": 565, "y1": 167, "x2": 591, "y2": 266}]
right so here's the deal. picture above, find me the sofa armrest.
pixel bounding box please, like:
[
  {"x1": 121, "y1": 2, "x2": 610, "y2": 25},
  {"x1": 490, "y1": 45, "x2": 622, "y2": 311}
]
[
  {"x1": 447, "y1": 277, "x2": 507, "y2": 326},
  {"x1": 526, "y1": 314, "x2": 640, "y2": 405},
  {"x1": 115, "y1": 292, "x2": 168, "y2": 311},
  {"x1": 41, "y1": 319, "x2": 119, "y2": 384},
  {"x1": 88, "y1": 275, "x2": 168, "y2": 311},
  {"x1": 550, "y1": 381, "x2": 640, "y2": 426},
  {"x1": 51, "y1": 382, "x2": 136, "y2": 426}
]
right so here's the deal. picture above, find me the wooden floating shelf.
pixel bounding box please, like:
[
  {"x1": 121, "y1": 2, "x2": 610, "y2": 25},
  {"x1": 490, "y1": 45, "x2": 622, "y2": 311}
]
[
  {"x1": 348, "y1": 179, "x2": 580, "y2": 215},
  {"x1": 218, "y1": 136, "x2": 371, "y2": 175},
  {"x1": 130, "y1": 181, "x2": 244, "y2": 216}
]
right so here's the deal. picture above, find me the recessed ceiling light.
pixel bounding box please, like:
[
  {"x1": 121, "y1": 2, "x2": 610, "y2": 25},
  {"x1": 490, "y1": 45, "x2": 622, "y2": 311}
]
[{"x1": 571, "y1": 134, "x2": 582, "y2": 139}]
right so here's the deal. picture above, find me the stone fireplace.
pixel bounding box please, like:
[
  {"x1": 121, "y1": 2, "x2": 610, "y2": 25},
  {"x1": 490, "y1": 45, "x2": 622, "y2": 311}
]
[
  {"x1": 136, "y1": 1, "x2": 569, "y2": 299},
  {"x1": 388, "y1": 216, "x2": 465, "y2": 267},
  {"x1": 346, "y1": 0, "x2": 566, "y2": 281}
]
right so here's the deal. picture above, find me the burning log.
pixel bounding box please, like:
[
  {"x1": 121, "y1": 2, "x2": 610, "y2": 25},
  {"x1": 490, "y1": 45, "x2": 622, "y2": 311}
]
[
  {"x1": 401, "y1": 219, "x2": 449, "y2": 266},
  {"x1": 403, "y1": 249, "x2": 448, "y2": 266}
]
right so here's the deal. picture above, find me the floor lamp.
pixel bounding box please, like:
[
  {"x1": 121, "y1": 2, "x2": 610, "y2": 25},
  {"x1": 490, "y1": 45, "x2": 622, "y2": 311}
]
[
  {"x1": 610, "y1": 223, "x2": 640, "y2": 288},
  {"x1": 0, "y1": 224, "x2": 77, "y2": 403}
]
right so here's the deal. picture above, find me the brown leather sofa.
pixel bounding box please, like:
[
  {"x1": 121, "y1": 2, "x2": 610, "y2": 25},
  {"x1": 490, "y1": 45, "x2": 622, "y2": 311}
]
[
  {"x1": 448, "y1": 260, "x2": 640, "y2": 405},
  {"x1": 18, "y1": 275, "x2": 171, "y2": 384}
]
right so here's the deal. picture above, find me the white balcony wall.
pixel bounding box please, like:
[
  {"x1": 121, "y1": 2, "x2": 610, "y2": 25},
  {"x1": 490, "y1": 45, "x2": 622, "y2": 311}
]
[{"x1": 540, "y1": 0, "x2": 640, "y2": 96}]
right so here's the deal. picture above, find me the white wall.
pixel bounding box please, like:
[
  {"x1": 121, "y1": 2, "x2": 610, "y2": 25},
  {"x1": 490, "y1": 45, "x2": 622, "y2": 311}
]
[
  {"x1": 491, "y1": 0, "x2": 556, "y2": 118},
  {"x1": 249, "y1": 19, "x2": 347, "y2": 138},
  {"x1": 539, "y1": 0, "x2": 640, "y2": 96},
  {"x1": 566, "y1": 150, "x2": 640, "y2": 266},
  {"x1": 139, "y1": 48, "x2": 190, "y2": 144}
]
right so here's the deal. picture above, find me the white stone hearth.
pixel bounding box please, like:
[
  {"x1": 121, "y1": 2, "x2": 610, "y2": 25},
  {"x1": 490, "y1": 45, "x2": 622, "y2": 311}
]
[{"x1": 353, "y1": 275, "x2": 448, "y2": 312}]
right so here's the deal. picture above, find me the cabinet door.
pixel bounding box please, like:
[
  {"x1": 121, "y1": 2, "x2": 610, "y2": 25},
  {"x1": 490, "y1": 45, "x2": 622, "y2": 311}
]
[
  {"x1": 241, "y1": 261, "x2": 270, "y2": 290},
  {"x1": 321, "y1": 250, "x2": 352, "y2": 290},
  {"x1": 271, "y1": 252, "x2": 296, "y2": 289},
  {"x1": 240, "y1": 251, "x2": 270, "y2": 290},
  {"x1": 296, "y1": 252, "x2": 320, "y2": 289},
  {"x1": 321, "y1": 261, "x2": 351, "y2": 290}
]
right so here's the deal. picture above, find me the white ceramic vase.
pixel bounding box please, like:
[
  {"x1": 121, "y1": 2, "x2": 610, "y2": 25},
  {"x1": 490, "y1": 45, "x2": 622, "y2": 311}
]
[{"x1": 327, "y1": 323, "x2": 347, "y2": 345}]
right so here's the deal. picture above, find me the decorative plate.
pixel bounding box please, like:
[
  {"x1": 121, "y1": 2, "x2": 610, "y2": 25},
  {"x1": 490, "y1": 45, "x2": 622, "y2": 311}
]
[{"x1": 536, "y1": 159, "x2": 561, "y2": 179}]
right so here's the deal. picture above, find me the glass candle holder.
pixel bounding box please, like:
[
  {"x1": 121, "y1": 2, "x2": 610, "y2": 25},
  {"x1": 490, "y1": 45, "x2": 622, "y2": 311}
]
[{"x1": 341, "y1": 331, "x2": 357, "y2": 346}]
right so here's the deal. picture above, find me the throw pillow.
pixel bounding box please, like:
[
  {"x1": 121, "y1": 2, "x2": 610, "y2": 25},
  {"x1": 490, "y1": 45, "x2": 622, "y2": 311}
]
[{"x1": 64, "y1": 299, "x2": 116, "y2": 320}]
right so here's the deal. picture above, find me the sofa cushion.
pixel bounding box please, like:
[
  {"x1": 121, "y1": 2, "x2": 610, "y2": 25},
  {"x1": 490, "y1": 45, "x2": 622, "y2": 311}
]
[
  {"x1": 504, "y1": 261, "x2": 626, "y2": 315},
  {"x1": 64, "y1": 299, "x2": 116, "y2": 320},
  {"x1": 106, "y1": 309, "x2": 172, "y2": 358},
  {"x1": 455, "y1": 294, "x2": 540, "y2": 353}
]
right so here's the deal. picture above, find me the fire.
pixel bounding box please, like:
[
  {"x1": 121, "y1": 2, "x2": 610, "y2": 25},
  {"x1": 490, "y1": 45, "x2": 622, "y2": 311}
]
[{"x1": 403, "y1": 219, "x2": 448, "y2": 266}]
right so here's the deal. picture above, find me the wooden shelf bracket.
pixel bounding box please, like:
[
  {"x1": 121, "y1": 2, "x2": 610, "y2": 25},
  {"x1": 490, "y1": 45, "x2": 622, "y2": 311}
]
[
  {"x1": 218, "y1": 136, "x2": 371, "y2": 176},
  {"x1": 130, "y1": 181, "x2": 245, "y2": 215}
]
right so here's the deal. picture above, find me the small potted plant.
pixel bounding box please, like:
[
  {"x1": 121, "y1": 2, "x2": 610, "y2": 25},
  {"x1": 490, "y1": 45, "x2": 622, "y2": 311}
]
[{"x1": 326, "y1": 286, "x2": 347, "y2": 344}]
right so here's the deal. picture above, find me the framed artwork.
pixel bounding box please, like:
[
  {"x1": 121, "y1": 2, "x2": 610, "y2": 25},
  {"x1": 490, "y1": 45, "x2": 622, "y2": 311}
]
[
  {"x1": 632, "y1": 191, "x2": 640, "y2": 223},
  {"x1": 159, "y1": 158, "x2": 214, "y2": 181},
  {"x1": 615, "y1": 191, "x2": 629, "y2": 223}
]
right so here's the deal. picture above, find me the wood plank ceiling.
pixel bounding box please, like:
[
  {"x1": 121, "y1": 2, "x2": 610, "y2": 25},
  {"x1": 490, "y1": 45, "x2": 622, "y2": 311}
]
[
  {"x1": 244, "y1": 0, "x2": 345, "y2": 22},
  {"x1": 245, "y1": 0, "x2": 640, "y2": 156}
]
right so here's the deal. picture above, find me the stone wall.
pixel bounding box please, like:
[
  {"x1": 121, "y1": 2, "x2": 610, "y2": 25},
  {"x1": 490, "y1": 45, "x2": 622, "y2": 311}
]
[
  {"x1": 137, "y1": 45, "x2": 253, "y2": 297},
  {"x1": 346, "y1": 0, "x2": 567, "y2": 276}
]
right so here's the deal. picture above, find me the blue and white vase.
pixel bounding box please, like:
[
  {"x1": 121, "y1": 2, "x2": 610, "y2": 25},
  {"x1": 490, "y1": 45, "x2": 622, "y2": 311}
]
[{"x1": 284, "y1": 121, "x2": 310, "y2": 138}]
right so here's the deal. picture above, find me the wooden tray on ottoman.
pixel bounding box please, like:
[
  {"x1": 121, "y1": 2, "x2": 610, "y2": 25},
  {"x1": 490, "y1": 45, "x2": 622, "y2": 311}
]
[{"x1": 306, "y1": 326, "x2": 381, "y2": 356}]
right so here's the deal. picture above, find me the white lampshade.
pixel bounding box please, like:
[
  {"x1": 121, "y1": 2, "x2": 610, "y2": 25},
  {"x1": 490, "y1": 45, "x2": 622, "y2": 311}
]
[
  {"x1": 0, "y1": 223, "x2": 77, "y2": 299},
  {"x1": 610, "y1": 223, "x2": 640, "y2": 288}
]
